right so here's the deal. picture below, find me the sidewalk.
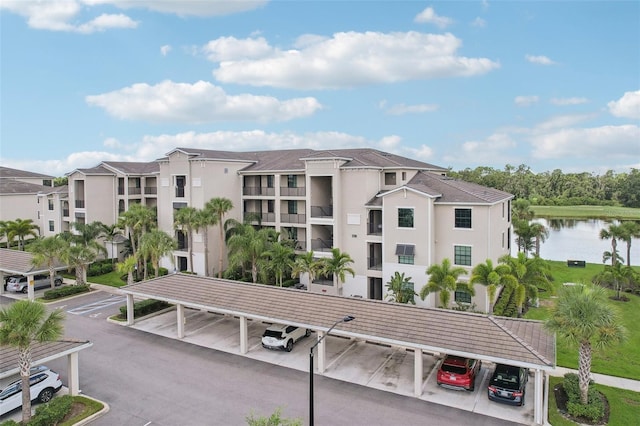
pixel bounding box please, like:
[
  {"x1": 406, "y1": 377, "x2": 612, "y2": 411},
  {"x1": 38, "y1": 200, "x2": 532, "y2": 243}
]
[{"x1": 548, "y1": 366, "x2": 640, "y2": 392}]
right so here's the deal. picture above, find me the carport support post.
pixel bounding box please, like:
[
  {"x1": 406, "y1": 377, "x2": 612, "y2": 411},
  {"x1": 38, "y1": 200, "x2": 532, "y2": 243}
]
[
  {"x1": 317, "y1": 332, "x2": 326, "y2": 374},
  {"x1": 414, "y1": 348, "x2": 423, "y2": 396},
  {"x1": 239, "y1": 316, "x2": 248, "y2": 354},
  {"x1": 176, "y1": 303, "x2": 185, "y2": 339},
  {"x1": 126, "y1": 294, "x2": 134, "y2": 325},
  {"x1": 534, "y1": 369, "x2": 543, "y2": 424},
  {"x1": 27, "y1": 273, "x2": 35, "y2": 301},
  {"x1": 67, "y1": 352, "x2": 80, "y2": 396}
]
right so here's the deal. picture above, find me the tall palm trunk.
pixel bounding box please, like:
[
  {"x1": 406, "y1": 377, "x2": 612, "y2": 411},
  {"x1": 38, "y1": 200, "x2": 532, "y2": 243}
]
[
  {"x1": 578, "y1": 340, "x2": 592, "y2": 405},
  {"x1": 19, "y1": 348, "x2": 33, "y2": 423},
  {"x1": 218, "y1": 224, "x2": 225, "y2": 278}
]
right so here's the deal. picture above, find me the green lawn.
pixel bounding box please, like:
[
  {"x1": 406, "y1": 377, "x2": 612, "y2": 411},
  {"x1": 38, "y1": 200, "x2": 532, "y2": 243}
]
[
  {"x1": 531, "y1": 205, "x2": 640, "y2": 220},
  {"x1": 86, "y1": 270, "x2": 128, "y2": 287},
  {"x1": 525, "y1": 260, "x2": 640, "y2": 380}
]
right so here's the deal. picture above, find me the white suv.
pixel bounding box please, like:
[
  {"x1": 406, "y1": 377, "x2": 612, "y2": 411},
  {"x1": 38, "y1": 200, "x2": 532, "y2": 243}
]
[
  {"x1": 0, "y1": 366, "x2": 63, "y2": 416},
  {"x1": 5, "y1": 274, "x2": 63, "y2": 293},
  {"x1": 262, "y1": 324, "x2": 311, "y2": 352}
]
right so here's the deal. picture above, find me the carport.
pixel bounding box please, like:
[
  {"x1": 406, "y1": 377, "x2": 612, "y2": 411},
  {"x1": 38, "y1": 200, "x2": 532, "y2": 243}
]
[
  {"x1": 0, "y1": 339, "x2": 93, "y2": 396},
  {"x1": 122, "y1": 274, "x2": 555, "y2": 425},
  {"x1": 0, "y1": 248, "x2": 68, "y2": 301}
]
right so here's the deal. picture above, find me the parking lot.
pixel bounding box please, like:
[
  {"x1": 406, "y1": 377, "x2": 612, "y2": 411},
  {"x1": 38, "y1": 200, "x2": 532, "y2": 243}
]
[{"x1": 130, "y1": 307, "x2": 535, "y2": 425}]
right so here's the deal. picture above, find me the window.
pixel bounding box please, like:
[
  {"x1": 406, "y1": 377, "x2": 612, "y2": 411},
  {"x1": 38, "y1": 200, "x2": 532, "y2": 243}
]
[
  {"x1": 454, "y1": 246, "x2": 472, "y2": 266},
  {"x1": 175, "y1": 175, "x2": 186, "y2": 198},
  {"x1": 455, "y1": 209, "x2": 472, "y2": 228},
  {"x1": 288, "y1": 200, "x2": 297, "y2": 214},
  {"x1": 396, "y1": 244, "x2": 415, "y2": 264},
  {"x1": 455, "y1": 289, "x2": 472, "y2": 304},
  {"x1": 385, "y1": 172, "x2": 396, "y2": 185},
  {"x1": 267, "y1": 200, "x2": 274, "y2": 213},
  {"x1": 267, "y1": 175, "x2": 274, "y2": 188},
  {"x1": 48, "y1": 199, "x2": 54, "y2": 210},
  {"x1": 287, "y1": 175, "x2": 297, "y2": 188},
  {"x1": 398, "y1": 208, "x2": 414, "y2": 228},
  {"x1": 401, "y1": 171, "x2": 406, "y2": 181},
  {"x1": 49, "y1": 221, "x2": 54, "y2": 232}
]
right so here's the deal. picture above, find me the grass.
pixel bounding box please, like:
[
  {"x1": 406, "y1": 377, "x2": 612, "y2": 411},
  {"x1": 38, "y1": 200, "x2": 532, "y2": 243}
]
[
  {"x1": 86, "y1": 270, "x2": 128, "y2": 287},
  {"x1": 59, "y1": 396, "x2": 104, "y2": 426},
  {"x1": 547, "y1": 376, "x2": 640, "y2": 426},
  {"x1": 531, "y1": 205, "x2": 640, "y2": 220},
  {"x1": 525, "y1": 260, "x2": 640, "y2": 380}
]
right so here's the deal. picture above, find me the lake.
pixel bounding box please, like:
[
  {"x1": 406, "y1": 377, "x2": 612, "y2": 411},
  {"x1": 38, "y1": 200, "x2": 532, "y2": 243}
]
[{"x1": 514, "y1": 218, "x2": 640, "y2": 266}]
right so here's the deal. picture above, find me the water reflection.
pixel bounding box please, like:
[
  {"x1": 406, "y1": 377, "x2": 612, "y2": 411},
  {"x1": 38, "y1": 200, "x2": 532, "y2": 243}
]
[{"x1": 514, "y1": 218, "x2": 640, "y2": 266}]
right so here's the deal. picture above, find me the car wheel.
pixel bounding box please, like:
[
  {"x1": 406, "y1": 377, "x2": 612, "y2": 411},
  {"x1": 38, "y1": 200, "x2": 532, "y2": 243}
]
[
  {"x1": 285, "y1": 339, "x2": 293, "y2": 352},
  {"x1": 38, "y1": 388, "x2": 54, "y2": 403},
  {"x1": 21, "y1": 287, "x2": 28, "y2": 294},
  {"x1": 305, "y1": 329, "x2": 311, "y2": 337},
  {"x1": 54, "y1": 279, "x2": 62, "y2": 286}
]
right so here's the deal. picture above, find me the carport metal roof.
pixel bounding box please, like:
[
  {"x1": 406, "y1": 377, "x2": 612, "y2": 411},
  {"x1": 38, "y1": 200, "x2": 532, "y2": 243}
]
[
  {"x1": 0, "y1": 248, "x2": 67, "y2": 276},
  {"x1": 0, "y1": 339, "x2": 93, "y2": 379},
  {"x1": 123, "y1": 274, "x2": 555, "y2": 370}
]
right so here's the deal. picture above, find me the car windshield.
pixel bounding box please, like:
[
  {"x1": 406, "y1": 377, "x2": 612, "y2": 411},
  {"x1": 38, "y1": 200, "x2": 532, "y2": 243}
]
[
  {"x1": 263, "y1": 330, "x2": 284, "y2": 339},
  {"x1": 441, "y1": 364, "x2": 467, "y2": 375},
  {"x1": 491, "y1": 371, "x2": 520, "y2": 390}
]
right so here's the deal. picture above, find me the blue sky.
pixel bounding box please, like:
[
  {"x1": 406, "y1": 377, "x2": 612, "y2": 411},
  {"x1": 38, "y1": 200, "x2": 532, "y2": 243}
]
[{"x1": 1, "y1": 0, "x2": 638, "y2": 177}]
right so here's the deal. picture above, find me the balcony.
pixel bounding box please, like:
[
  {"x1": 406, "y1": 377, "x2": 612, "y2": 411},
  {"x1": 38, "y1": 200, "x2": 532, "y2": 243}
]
[
  {"x1": 144, "y1": 187, "x2": 157, "y2": 195},
  {"x1": 311, "y1": 238, "x2": 333, "y2": 252},
  {"x1": 368, "y1": 256, "x2": 383, "y2": 271},
  {"x1": 128, "y1": 187, "x2": 142, "y2": 195},
  {"x1": 280, "y1": 213, "x2": 306, "y2": 224},
  {"x1": 368, "y1": 222, "x2": 383, "y2": 235},
  {"x1": 280, "y1": 187, "x2": 305, "y2": 196},
  {"x1": 243, "y1": 187, "x2": 275, "y2": 196},
  {"x1": 310, "y1": 205, "x2": 333, "y2": 218}
]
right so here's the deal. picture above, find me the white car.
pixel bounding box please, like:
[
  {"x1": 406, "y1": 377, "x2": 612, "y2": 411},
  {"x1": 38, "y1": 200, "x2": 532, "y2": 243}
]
[
  {"x1": 0, "y1": 366, "x2": 63, "y2": 416},
  {"x1": 262, "y1": 324, "x2": 311, "y2": 352}
]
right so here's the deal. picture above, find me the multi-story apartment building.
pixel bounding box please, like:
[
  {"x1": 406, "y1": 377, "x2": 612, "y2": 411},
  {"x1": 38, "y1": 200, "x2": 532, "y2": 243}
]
[
  {"x1": 0, "y1": 166, "x2": 55, "y2": 241},
  {"x1": 156, "y1": 148, "x2": 513, "y2": 312}
]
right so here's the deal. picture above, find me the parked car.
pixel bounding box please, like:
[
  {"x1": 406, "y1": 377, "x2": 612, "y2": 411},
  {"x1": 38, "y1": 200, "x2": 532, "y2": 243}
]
[
  {"x1": 261, "y1": 324, "x2": 311, "y2": 352},
  {"x1": 3, "y1": 275, "x2": 21, "y2": 291},
  {"x1": 436, "y1": 355, "x2": 482, "y2": 391},
  {"x1": 0, "y1": 366, "x2": 63, "y2": 416},
  {"x1": 5, "y1": 274, "x2": 63, "y2": 294},
  {"x1": 487, "y1": 364, "x2": 529, "y2": 406}
]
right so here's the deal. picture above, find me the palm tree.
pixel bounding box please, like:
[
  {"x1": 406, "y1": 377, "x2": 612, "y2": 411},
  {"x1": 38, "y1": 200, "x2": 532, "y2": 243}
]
[
  {"x1": 7, "y1": 218, "x2": 40, "y2": 250},
  {"x1": 530, "y1": 222, "x2": 549, "y2": 257},
  {"x1": 545, "y1": 284, "x2": 626, "y2": 405},
  {"x1": 139, "y1": 229, "x2": 176, "y2": 279},
  {"x1": 174, "y1": 206, "x2": 200, "y2": 274},
  {"x1": 499, "y1": 253, "x2": 552, "y2": 311},
  {"x1": 599, "y1": 223, "x2": 624, "y2": 267},
  {"x1": 205, "y1": 197, "x2": 234, "y2": 278},
  {"x1": 117, "y1": 255, "x2": 138, "y2": 286},
  {"x1": 118, "y1": 204, "x2": 156, "y2": 271},
  {"x1": 291, "y1": 251, "x2": 320, "y2": 285},
  {"x1": 420, "y1": 258, "x2": 468, "y2": 308},
  {"x1": 196, "y1": 208, "x2": 216, "y2": 277},
  {"x1": 99, "y1": 223, "x2": 123, "y2": 265},
  {"x1": 318, "y1": 248, "x2": 355, "y2": 296},
  {"x1": 28, "y1": 236, "x2": 66, "y2": 289},
  {"x1": 470, "y1": 259, "x2": 513, "y2": 313},
  {"x1": 227, "y1": 225, "x2": 275, "y2": 283},
  {"x1": 0, "y1": 300, "x2": 64, "y2": 424},
  {"x1": 385, "y1": 272, "x2": 417, "y2": 304},
  {"x1": 0, "y1": 220, "x2": 10, "y2": 248},
  {"x1": 262, "y1": 240, "x2": 295, "y2": 286},
  {"x1": 618, "y1": 221, "x2": 640, "y2": 267},
  {"x1": 60, "y1": 244, "x2": 101, "y2": 285}
]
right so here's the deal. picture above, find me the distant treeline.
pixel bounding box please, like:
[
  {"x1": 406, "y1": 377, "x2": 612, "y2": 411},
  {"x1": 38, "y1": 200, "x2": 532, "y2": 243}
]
[{"x1": 449, "y1": 165, "x2": 640, "y2": 208}]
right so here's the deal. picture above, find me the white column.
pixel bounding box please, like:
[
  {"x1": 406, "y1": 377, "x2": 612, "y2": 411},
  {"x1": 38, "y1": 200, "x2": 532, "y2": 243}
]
[
  {"x1": 126, "y1": 294, "x2": 134, "y2": 325},
  {"x1": 27, "y1": 274, "x2": 35, "y2": 301},
  {"x1": 177, "y1": 304, "x2": 185, "y2": 339},
  {"x1": 414, "y1": 348, "x2": 423, "y2": 396},
  {"x1": 317, "y1": 332, "x2": 327, "y2": 373},
  {"x1": 67, "y1": 352, "x2": 80, "y2": 396},
  {"x1": 0, "y1": 272, "x2": 4, "y2": 296},
  {"x1": 534, "y1": 369, "x2": 543, "y2": 424},
  {"x1": 240, "y1": 316, "x2": 248, "y2": 354}
]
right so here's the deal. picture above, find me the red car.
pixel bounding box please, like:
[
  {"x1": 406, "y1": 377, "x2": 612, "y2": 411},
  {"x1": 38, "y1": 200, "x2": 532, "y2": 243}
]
[{"x1": 436, "y1": 355, "x2": 482, "y2": 391}]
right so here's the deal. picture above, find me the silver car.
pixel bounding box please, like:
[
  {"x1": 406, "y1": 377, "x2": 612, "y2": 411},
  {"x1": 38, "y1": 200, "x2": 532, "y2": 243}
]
[{"x1": 5, "y1": 274, "x2": 63, "y2": 293}]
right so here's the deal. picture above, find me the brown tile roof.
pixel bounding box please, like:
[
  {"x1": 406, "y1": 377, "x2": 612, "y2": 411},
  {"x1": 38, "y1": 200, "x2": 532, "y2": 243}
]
[
  {"x1": 301, "y1": 149, "x2": 446, "y2": 171},
  {"x1": 405, "y1": 172, "x2": 513, "y2": 204},
  {"x1": 0, "y1": 179, "x2": 52, "y2": 195},
  {"x1": 102, "y1": 161, "x2": 159, "y2": 175},
  {"x1": 0, "y1": 166, "x2": 54, "y2": 180},
  {"x1": 0, "y1": 339, "x2": 93, "y2": 378},
  {"x1": 0, "y1": 249, "x2": 67, "y2": 275},
  {"x1": 123, "y1": 274, "x2": 555, "y2": 369}
]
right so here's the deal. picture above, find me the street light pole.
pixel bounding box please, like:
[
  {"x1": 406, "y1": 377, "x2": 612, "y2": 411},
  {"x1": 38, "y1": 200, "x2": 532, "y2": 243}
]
[{"x1": 309, "y1": 315, "x2": 355, "y2": 426}]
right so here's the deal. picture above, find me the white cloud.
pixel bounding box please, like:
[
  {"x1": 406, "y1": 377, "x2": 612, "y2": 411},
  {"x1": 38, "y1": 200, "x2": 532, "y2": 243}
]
[
  {"x1": 471, "y1": 17, "x2": 486, "y2": 28},
  {"x1": 530, "y1": 125, "x2": 640, "y2": 160},
  {"x1": 525, "y1": 54, "x2": 555, "y2": 65},
  {"x1": 202, "y1": 36, "x2": 274, "y2": 62},
  {"x1": 414, "y1": 7, "x2": 453, "y2": 28},
  {"x1": 382, "y1": 103, "x2": 439, "y2": 115},
  {"x1": 160, "y1": 45, "x2": 172, "y2": 56},
  {"x1": 515, "y1": 95, "x2": 539, "y2": 107},
  {"x1": 86, "y1": 0, "x2": 268, "y2": 17},
  {"x1": 535, "y1": 114, "x2": 593, "y2": 130},
  {"x1": 76, "y1": 13, "x2": 137, "y2": 33},
  {"x1": 103, "y1": 137, "x2": 122, "y2": 148},
  {"x1": 608, "y1": 90, "x2": 640, "y2": 119},
  {"x1": 452, "y1": 133, "x2": 519, "y2": 165},
  {"x1": 550, "y1": 97, "x2": 588, "y2": 106},
  {"x1": 85, "y1": 80, "x2": 322, "y2": 123},
  {"x1": 211, "y1": 32, "x2": 499, "y2": 89}
]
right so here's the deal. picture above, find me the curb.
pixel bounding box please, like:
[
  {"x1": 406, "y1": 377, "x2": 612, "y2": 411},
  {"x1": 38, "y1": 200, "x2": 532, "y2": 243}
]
[{"x1": 73, "y1": 394, "x2": 110, "y2": 426}]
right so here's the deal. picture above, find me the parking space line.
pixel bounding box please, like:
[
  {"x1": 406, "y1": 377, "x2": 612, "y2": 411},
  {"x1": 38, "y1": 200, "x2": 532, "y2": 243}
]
[{"x1": 67, "y1": 296, "x2": 126, "y2": 315}]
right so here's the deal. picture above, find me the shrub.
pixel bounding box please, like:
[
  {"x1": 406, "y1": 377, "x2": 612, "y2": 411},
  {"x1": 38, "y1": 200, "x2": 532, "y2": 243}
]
[
  {"x1": 101, "y1": 263, "x2": 114, "y2": 274},
  {"x1": 29, "y1": 395, "x2": 73, "y2": 426},
  {"x1": 119, "y1": 299, "x2": 171, "y2": 318},
  {"x1": 43, "y1": 284, "x2": 91, "y2": 300},
  {"x1": 87, "y1": 265, "x2": 102, "y2": 277},
  {"x1": 562, "y1": 373, "x2": 605, "y2": 422}
]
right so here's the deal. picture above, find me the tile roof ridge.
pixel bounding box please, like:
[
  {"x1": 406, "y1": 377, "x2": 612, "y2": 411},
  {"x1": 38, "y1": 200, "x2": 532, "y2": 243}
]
[{"x1": 488, "y1": 315, "x2": 553, "y2": 366}]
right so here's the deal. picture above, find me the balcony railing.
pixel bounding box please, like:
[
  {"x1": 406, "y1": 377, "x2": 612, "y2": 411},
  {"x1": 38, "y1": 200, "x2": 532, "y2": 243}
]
[
  {"x1": 311, "y1": 238, "x2": 333, "y2": 252},
  {"x1": 368, "y1": 223, "x2": 383, "y2": 235},
  {"x1": 243, "y1": 187, "x2": 275, "y2": 196},
  {"x1": 280, "y1": 187, "x2": 306, "y2": 196},
  {"x1": 280, "y1": 213, "x2": 306, "y2": 224},
  {"x1": 368, "y1": 256, "x2": 383, "y2": 270},
  {"x1": 117, "y1": 187, "x2": 125, "y2": 195},
  {"x1": 243, "y1": 212, "x2": 275, "y2": 223},
  {"x1": 128, "y1": 188, "x2": 142, "y2": 195},
  {"x1": 294, "y1": 240, "x2": 307, "y2": 251},
  {"x1": 144, "y1": 187, "x2": 157, "y2": 195},
  {"x1": 75, "y1": 200, "x2": 85, "y2": 208},
  {"x1": 310, "y1": 205, "x2": 333, "y2": 218}
]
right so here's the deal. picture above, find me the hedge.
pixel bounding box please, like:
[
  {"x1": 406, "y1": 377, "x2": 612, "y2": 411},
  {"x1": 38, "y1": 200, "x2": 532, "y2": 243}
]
[
  {"x1": 119, "y1": 299, "x2": 171, "y2": 318},
  {"x1": 29, "y1": 395, "x2": 73, "y2": 426},
  {"x1": 562, "y1": 373, "x2": 605, "y2": 422},
  {"x1": 42, "y1": 284, "x2": 91, "y2": 300}
]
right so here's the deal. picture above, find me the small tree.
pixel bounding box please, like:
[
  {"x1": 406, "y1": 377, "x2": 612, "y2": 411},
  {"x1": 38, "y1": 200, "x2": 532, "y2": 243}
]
[
  {"x1": 117, "y1": 255, "x2": 138, "y2": 286},
  {"x1": 545, "y1": 285, "x2": 626, "y2": 405},
  {"x1": 318, "y1": 248, "x2": 355, "y2": 296},
  {"x1": 0, "y1": 301, "x2": 64, "y2": 424},
  {"x1": 420, "y1": 259, "x2": 467, "y2": 308},
  {"x1": 291, "y1": 251, "x2": 320, "y2": 285},
  {"x1": 246, "y1": 407, "x2": 302, "y2": 426},
  {"x1": 385, "y1": 272, "x2": 417, "y2": 304},
  {"x1": 28, "y1": 236, "x2": 66, "y2": 289}
]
